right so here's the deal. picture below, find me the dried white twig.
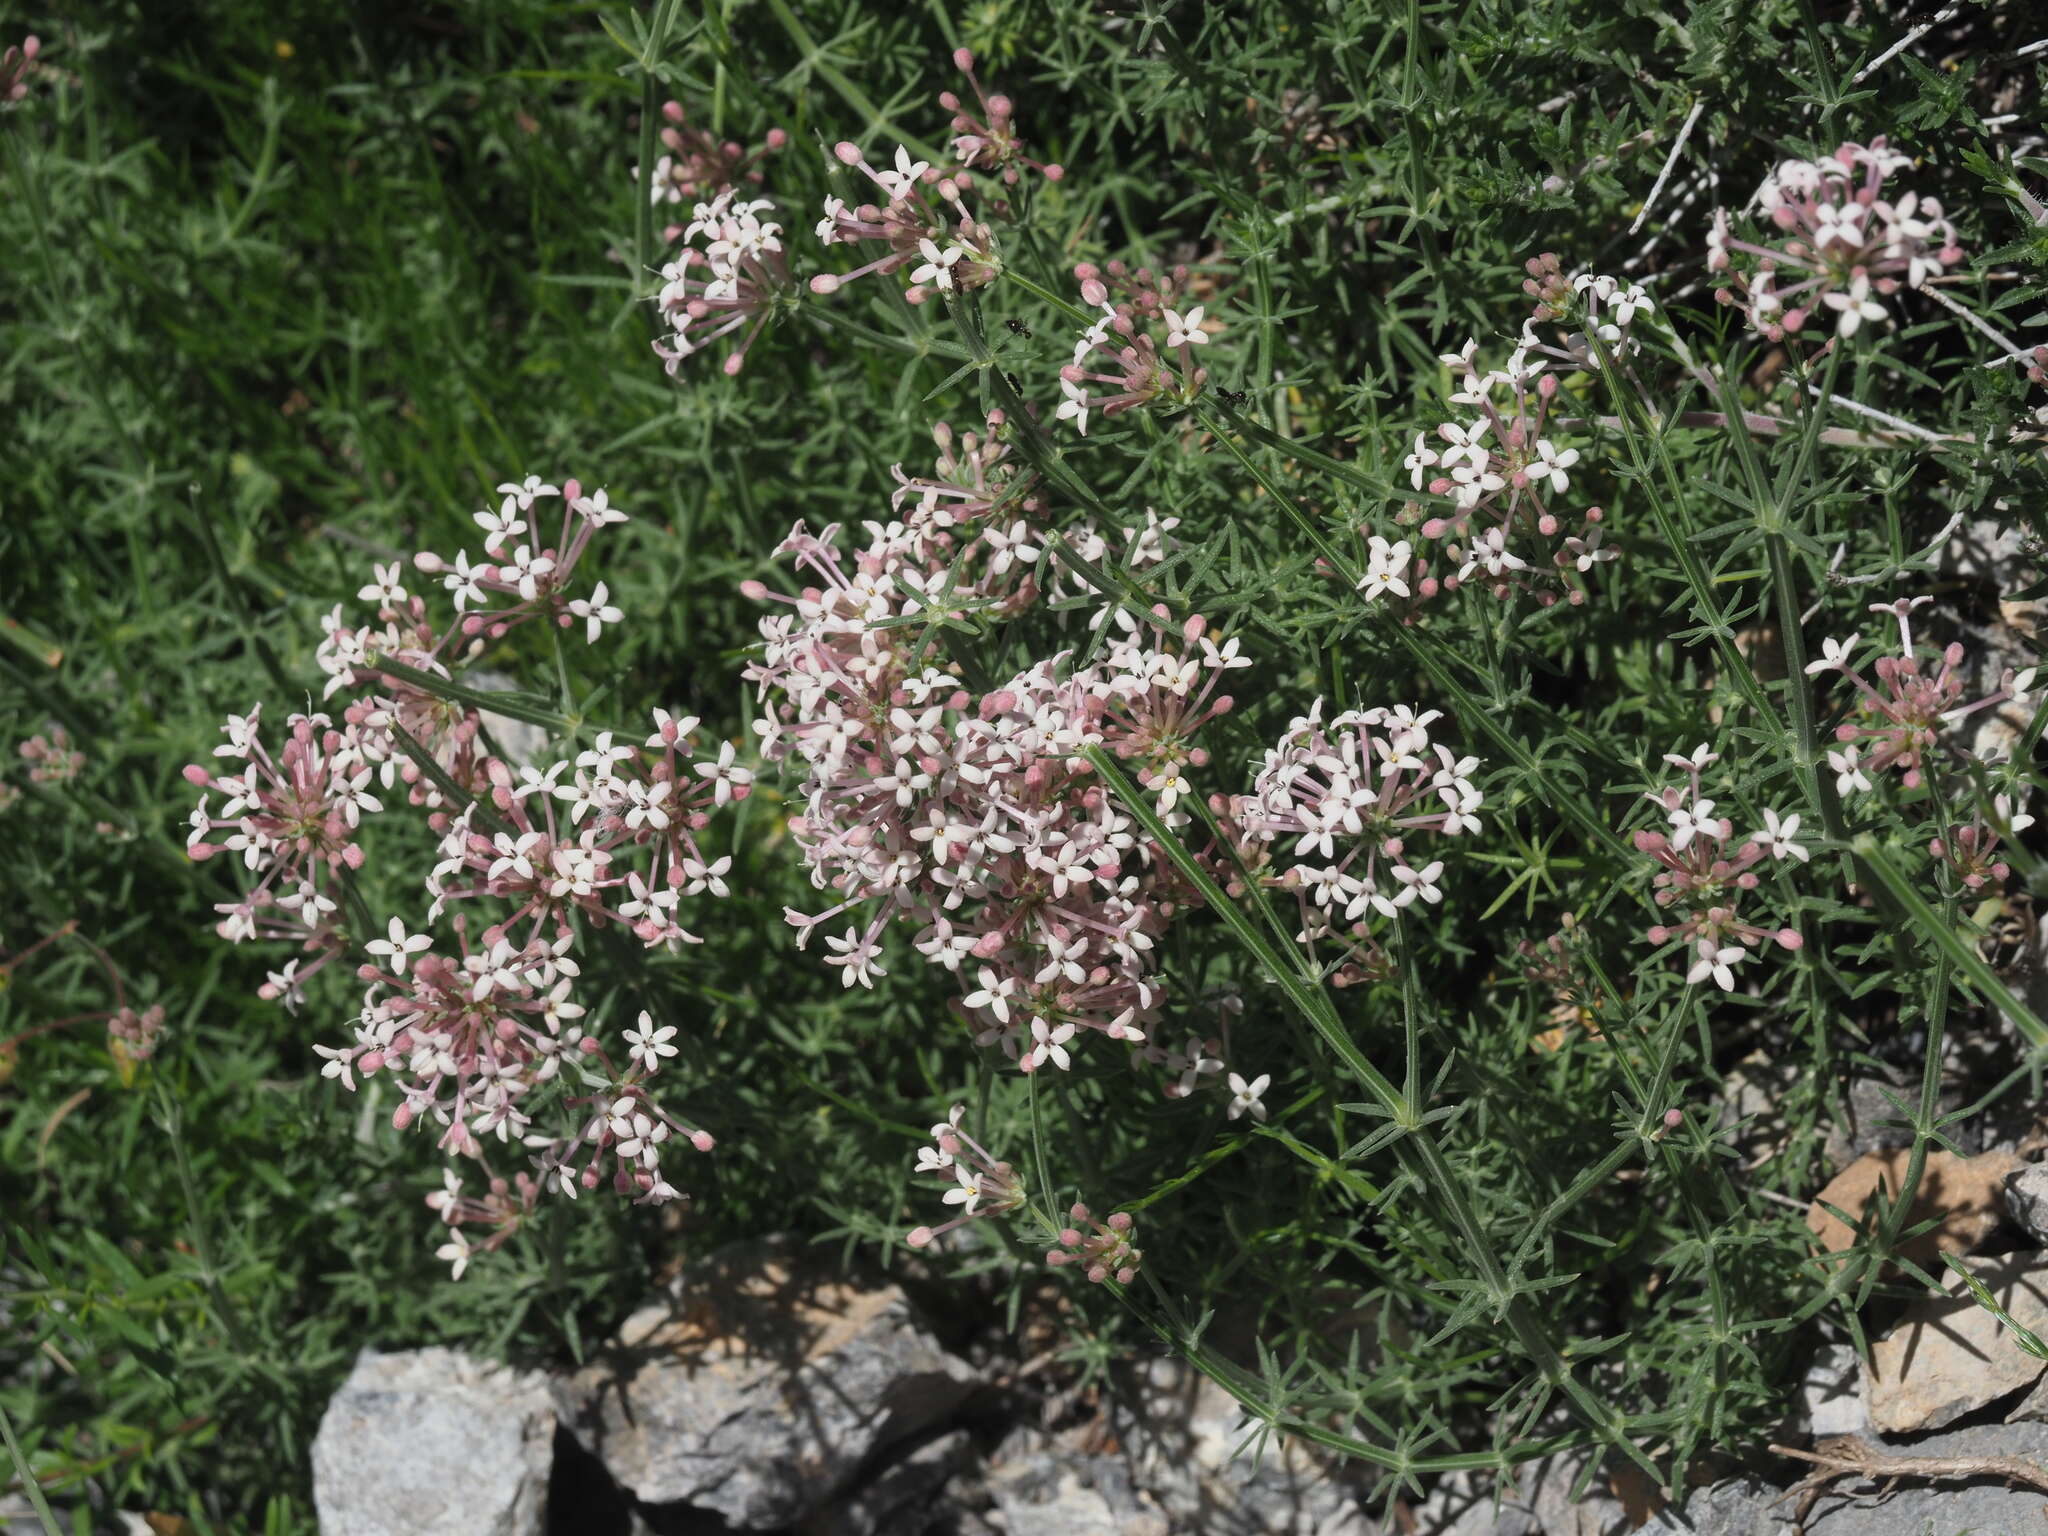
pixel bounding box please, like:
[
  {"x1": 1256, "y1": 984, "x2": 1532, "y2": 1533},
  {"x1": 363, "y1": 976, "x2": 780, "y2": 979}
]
[
  {"x1": 1851, "y1": 5, "x2": 1959, "y2": 82},
  {"x1": 1923, "y1": 284, "x2": 2038, "y2": 366},
  {"x1": 1629, "y1": 98, "x2": 1705, "y2": 234}
]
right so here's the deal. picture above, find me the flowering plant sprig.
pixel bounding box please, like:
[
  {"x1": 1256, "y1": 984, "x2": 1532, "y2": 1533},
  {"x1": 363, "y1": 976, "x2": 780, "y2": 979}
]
[
  {"x1": 637, "y1": 100, "x2": 787, "y2": 219},
  {"x1": 1057, "y1": 261, "x2": 1219, "y2": 434},
  {"x1": 185, "y1": 472, "x2": 747, "y2": 1274},
  {"x1": 1391, "y1": 332, "x2": 1613, "y2": 607},
  {"x1": 811, "y1": 141, "x2": 999, "y2": 303},
  {"x1": 1804, "y1": 597, "x2": 2037, "y2": 791},
  {"x1": 1221, "y1": 701, "x2": 1484, "y2": 985},
  {"x1": 904, "y1": 1107, "x2": 1141, "y2": 1286},
  {"x1": 939, "y1": 49, "x2": 1064, "y2": 187},
  {"x1": 745, "y1": 514, "x2": 1250, "y2": 1070},
  {"x1": 653, "y1": 189, "x2": 794, "y2": 377},
  {"x1": 1631, "y1": 744, "x2": 1804, "y2": 993},
  {"x1": 1707, "y1": 138, "x2": 1963, "y2": 340}
]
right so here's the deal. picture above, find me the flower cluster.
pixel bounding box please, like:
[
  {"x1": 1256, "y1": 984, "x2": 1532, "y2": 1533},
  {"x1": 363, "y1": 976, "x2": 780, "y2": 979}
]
[
  {"x1": 653, "y1": 189, "x2": 792, "y2": 377},
  {"x1": 2, "y1": 34, "x2": 40, "y2": 106},
  {"x1": 1707, "y1": 138, "x2": 1963, "y2": 340},
  {"x1": 1224, "y1": 701, "x2": 1484, "y2": 984},
  {"x1": 747, "y1": 516, "x2": 1249, "y2": 1069},
  {"x1": 906, "y1": 1106, "x2": 1026, "y2": 1249},
  {"x1": 1046, "y1": 1203, "x2": 1142, "y2": 1285},
  {"x1": 1390, "y1": 333, "x2": 1613, "y2": 607},
  {"x1": 191, "y1": 473, "x2": 743, "y2": 1273},
  {"x1": 940, "y1": 49, "x2": 1064, "y2": 186},
  {"x1": 1805, "y1": 597, "x2": 2037, "y2": 790},
  {"x1": 106, "y1": 1003, "x2": 166, "y2": 1065},
  {"x1": 1058, "y1": 261, "x2": 1219, "y2": 434},
  {"x1": 1632, "y1": 744, "x2": 1804, "y2": 992},
  {"x1": 1520, "y1": 256, "x2": 1657, "y2": 362},
  {"x1": 184, "y1": 706, "x2": 371, "y2": 997},
  {"x1": 19, "y1": 728, "x2": 84, "y2": 784},
  {"x1": 638, "y1": 101, "x2": 786, "y2": 217},
  {"x1": 811, "y1": 141, "x2": 999, "y2": 303},
  {"x1": 313, "y1": 475, "x2": 627, "y2": 807}
]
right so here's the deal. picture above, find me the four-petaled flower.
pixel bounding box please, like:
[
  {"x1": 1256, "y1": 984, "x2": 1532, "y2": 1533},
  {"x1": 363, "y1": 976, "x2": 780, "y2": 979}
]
[{"x1": 1226, "y1": 1072, "x2": 1270, "y2": 1123}]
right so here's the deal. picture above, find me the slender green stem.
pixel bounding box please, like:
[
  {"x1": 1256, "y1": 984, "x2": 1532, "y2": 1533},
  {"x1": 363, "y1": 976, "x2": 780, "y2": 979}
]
[{"x1": 0, "y1": 1399, "x2": 62, "y2": 1536}]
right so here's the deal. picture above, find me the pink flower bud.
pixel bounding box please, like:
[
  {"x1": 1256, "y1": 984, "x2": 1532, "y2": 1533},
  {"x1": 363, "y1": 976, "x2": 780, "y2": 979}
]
[
  {"x1": 907, "y1": 1225, "x2": 935, "y2": 1248},
  {"x1": 691, "y1": 1130, "x2": 715, "y2": 1152},
  {"x1": 953, "y1": 47, "x2": 975, "y2": 71},
  {"x1": 1043, "y1": 164, "x2": 1065, "y2": 181},
  {"x1": 1774, "y1": 928, "x2": 1803, "y2": 951},
  {"x1": 393, "y1": 1103, "x2": 414, "y2": 1131},
  {"x1": 810, "y1": 273, "x2": 841, "y2": 295},
  {"x1": 834, "y1": 141, "x2": 863, "y2": 166}
]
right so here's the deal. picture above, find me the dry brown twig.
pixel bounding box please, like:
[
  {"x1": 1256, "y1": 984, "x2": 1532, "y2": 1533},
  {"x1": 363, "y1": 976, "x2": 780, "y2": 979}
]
[{"x1": 1768, "y1": 1433, "x2": 2048, "y2": 1520}]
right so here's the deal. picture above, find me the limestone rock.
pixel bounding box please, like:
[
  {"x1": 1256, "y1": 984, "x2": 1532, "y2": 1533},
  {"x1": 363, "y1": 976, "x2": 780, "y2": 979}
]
[
  {"x1": 1681, "y1": 1477, "x2": 1796, "y2": 1536},
  {"x1": 984, "y1": 1430, "x2": 1169, "y2": 1536},
  {"x1": 797, "y1": 1428, "x2": 979, "y2": 1536},
  {"x1": 1793, "y1": 1343, "x2": 1868, "y2": 1441},
  {"x1": 1805, "y1": 1148, "x2": 2019, "y2": 1264},
  {"x1": 1114, "y1": 1357, "x2": 1375, "y2": 1535},
  {"x1": 1800, "y1": 1420, "x2": 2048, "y2": 1532},
  {"x1": 311, "y1": 1347, "x2": 554, "y2": 1536},
  {"x1": 2008, "y1": 1161, "x2": 2048, "y2": 1244},
  {"x1": 553, "y1": 1240, "x2": 978, "y2": 1529},
  {"x1": 1866, "y1": 1255, "x2": 2048, "y2": 1434}
]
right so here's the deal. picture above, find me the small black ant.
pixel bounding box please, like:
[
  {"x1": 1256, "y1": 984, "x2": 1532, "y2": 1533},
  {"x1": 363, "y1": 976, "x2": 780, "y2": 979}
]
[
  {"x1": 1217, "y1": 388, "x2": 1249, "y2": 408},
  {"x1": 1004, "y1": 318, "x2": 1033, "y2": 339}
]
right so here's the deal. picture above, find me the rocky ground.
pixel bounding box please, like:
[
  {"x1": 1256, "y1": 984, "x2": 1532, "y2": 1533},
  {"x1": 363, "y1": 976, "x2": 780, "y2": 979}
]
[{"x1": 285, "y1": 1180, "x2": 2048, "y2": 1536}]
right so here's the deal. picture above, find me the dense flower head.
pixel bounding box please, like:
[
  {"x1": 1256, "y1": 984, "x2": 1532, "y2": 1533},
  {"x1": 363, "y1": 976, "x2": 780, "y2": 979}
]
[
  {"x1": 1046, "y1": 1202, "x2": 1142, "y2": 1285},
  {"x1": 638, "y1": 102, "x2": 786, "y2": 213},
  {"x1": 188, "y1": 467, "x2": 741, "y2": 1272},
  {"x1": 653, "y1": 189, "x2": 792, "y2": 377},
  {"x1": 811, "y1": 141, "x2": 999, "y2": 303},
  {"x1": 1222, "y1": 700, "x2": 1484, "y2": 985},
  {"x1": 19, "y1": 727, "x2": 84, "y2": 784},
  {"x1": 1805, "y1": 596, "x2": 2037, "y2": 789},
  {"x1": 1057, "y1": 260, "x2": 1220, "y2": 434},
  {"x1": 939, "y1": 49, "x2": 1063, "y2": 186},
  {"x1": 906, "y1": 1106, "x2": 1025, "y2": 1249},
  {"x1": 1385, "y1": 330, "x2": 1614, "y2": 608},
  {"x1": 1, "y1": 35, "x2": 41, "y2": 106},
  {"x1": 746, "y1": 518, "x2": 1249, "y2": 1067},
  {"x1": 1631, "y1": 744, "x2": 1803, "y2": 991},
  {"x1": 1707, "y1": 138, "x2": 1963, "y2": 340}
]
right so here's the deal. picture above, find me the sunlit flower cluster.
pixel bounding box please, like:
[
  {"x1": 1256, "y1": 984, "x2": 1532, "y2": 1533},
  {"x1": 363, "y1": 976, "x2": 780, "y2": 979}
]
[
  {"x1": 746, "y1": 517, "x2": 1250, "y2": 1069},
  {"x1": 1390, "y1": 333, "x2": 1613, "y2": 607},
  {"x1": 1057, "y1": 261, "x2": 1219, "y2": 434},
  {"x1": 1632, "y1": 744, "x2": 1804, "y2": 992},
  {"x1": 811, "y1": 141, "x2": 1000, "y2": 303},
  {"x1": 653, "y1": 189, "x2": 792, "y2": 377},
  {"x1": 1707, "y1": 138, "x2": 1963, "y2": 341},
  {"x1": 1224, "y1": 700, "x2": 1484, "y2": 985}
]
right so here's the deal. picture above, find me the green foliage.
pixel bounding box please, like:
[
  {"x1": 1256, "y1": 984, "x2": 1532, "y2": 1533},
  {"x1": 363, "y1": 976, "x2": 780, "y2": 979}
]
[{"x1": 2, "y1": 0, "x2": 2045, "y2": 1530}]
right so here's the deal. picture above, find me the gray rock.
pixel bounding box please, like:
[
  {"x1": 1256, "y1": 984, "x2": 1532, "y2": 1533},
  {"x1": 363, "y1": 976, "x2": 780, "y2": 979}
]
[
  {"x1": 798, "y1": 1428, "x2": 978, "y2": 1536},
  {"x1": 1683, "y1": 1476, "x2": 1796, "y2": 1536},
  {"x1": 1867, "y1": 1255, "x2": 2048, "y2": 1433},
  {"x1": 1406, "y1": 1470, "x2": 1536, "y2": 1535},
  {"x1": 2008, "y1": 1162, "x2": 2048, "y2": 1244},
  {"x1": 553, "y1": 1239, "x2": 978, "y2": 1529},
  {"x1": 1802, "y1": 1420, "x2": 2048, "y2": 1532},
  {"x1": 311, "y1": 1347, "x2": 554, "y2": 1536},
  {"x1": 1523, "y1": 1445, "x2": 1633, "y2": 1536},
  {"x1": 985, "y1": 1430, "x2": 1169, "y2": 1536},
  {"x1": 1793, "y1": 1344, "x2": 1868, "y2": 1441},
  {"x1": 1113, "y1": 1358, "x2": 1375, "y2": 1535}
]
